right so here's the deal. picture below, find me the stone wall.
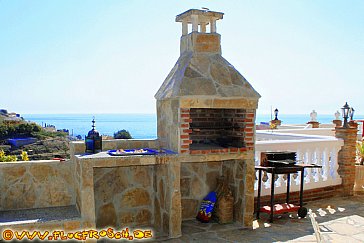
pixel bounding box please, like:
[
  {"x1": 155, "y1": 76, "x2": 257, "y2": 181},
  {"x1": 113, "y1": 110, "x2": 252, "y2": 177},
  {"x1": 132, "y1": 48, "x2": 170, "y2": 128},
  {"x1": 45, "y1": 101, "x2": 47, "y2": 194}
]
[
  {"x1": 0, "y1": 160, "x2": 76, "y2": 210},
  {"x1": 157, "y1": 99, "x2": 180, "y2": 152},
  {"x1": 180, "y1": 159, "x2": 249, "y2": 224},
  {"x1": 180, "y1": 161, "x2": 222, "y2": 219},
  {"x1": 74, "y1": 159, "x2": 81, "y2": 213},
  {"x1": 94, "y1": 166, "x2": 155, "y2": 229},
  {"x1": 154, "y1": 164, "x2": 169, "y2": 235}
]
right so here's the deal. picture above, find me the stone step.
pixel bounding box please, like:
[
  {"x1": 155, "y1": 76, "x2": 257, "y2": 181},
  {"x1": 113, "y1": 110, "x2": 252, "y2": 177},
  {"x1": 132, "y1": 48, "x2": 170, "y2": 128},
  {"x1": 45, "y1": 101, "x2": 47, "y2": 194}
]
[{"x1": 0, "y1": 205, "x2": 81, "y2": 231}]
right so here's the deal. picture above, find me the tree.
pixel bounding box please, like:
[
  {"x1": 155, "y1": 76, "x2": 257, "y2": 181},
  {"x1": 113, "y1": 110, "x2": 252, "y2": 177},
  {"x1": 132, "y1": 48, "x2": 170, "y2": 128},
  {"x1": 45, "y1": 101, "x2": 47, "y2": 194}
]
[{"x1": 114, "y1": 129, "x2": 132, "y2": 139}]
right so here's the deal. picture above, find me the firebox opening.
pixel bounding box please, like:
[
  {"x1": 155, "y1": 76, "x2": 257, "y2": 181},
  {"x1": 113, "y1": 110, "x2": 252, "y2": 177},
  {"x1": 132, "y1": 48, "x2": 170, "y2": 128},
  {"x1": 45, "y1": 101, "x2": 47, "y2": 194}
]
[{"x1": 189, "y1": 108, "x2": 246, "y2": 150}]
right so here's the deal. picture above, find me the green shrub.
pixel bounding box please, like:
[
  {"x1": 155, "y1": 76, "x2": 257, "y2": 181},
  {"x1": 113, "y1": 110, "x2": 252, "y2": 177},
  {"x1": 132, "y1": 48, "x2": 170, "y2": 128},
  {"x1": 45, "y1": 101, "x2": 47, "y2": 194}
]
[
  {"x1": 0, "y1": 121, "x2": 43, "y2": 139},
  {"x1": 0, "y1": 121, "x2": 66, "y2": 140},
  {"x1": 114, "y1": 129, "x2": 132, "y2": 139},
  {"x1": 0, "y1": 149, "x2": 17, "y2": 162}
]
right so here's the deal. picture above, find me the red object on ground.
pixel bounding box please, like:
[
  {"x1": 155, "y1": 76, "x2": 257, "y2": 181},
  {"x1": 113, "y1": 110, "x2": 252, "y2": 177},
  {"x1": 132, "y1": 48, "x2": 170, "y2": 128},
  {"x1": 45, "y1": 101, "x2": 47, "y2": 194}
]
[
  {"x1": 260, "y1": 203, "x2": 300, "y2": 214},
  {"x1": 196, "y1": 211, "x2": 210, "y2": 223},
  {"x1": 52, "y1": 158, "x2": 65, "y2": 162}
]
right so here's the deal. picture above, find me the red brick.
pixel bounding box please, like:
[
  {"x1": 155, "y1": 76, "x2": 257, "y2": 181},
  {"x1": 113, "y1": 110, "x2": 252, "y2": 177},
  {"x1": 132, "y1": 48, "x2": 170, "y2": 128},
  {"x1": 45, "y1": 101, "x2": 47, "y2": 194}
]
[
  {"x1": 245, "y1": 142, "x2": 254, "y2": 147},
  {"x1": 246, "y1": 113, "x2": 255, "y2": 118},
  {"x1": 183, "y1": 129, "x2": 192, "y2": 133},
  {"x1": 180, "y1": 108, "x2": 190, "y2": 113},
  {"x1": 182, "y1": 140, "x2": 192, "y2": 144},
  {"x1": 181, "y1": 145, "x2": 189, "y2": 149},
  {"x1": 183, "y1": 118, "x2": 193, "y2": 123},
  {"x1": 230, "y1": 148, "x2": 238, "y2": 153},
  {"x1": 181, "y1": 150, "x2": 188, "y2": 154},
  {"x1": 180, "y1": 135, "x2": 189, "y2": 139},
  {"x1": 190, "y1": 150, "x2": 202, "y2": 155},
  {"x1": 181, "y1": 123, "x2": 189, "y2": 128}
]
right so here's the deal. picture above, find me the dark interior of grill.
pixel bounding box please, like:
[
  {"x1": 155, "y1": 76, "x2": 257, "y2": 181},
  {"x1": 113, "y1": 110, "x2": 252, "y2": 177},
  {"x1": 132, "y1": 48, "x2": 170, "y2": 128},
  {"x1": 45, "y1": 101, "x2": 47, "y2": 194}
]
[
  {"x1": 189, "y1": 108, "x2": 246, "y2": 150},
  {"x1": 261, "y1": 152, "x2": 297, "y2": 167}
]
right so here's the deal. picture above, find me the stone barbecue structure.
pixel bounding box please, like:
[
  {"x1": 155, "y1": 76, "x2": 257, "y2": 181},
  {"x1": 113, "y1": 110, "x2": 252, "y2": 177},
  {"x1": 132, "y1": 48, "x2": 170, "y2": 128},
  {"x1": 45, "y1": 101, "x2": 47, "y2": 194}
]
[
  {"x1": 73, "y1": 8, "x2": 260, "y2": 239},
  {"x1": 0, "y1": 9, "x2": 260, "y2": 241},
  {"x1": 153, "y1": 8, "x2": 261, "y2": 237},
  {"x1": 156, "y1": 9, "x2": 260, "y2": 154}
]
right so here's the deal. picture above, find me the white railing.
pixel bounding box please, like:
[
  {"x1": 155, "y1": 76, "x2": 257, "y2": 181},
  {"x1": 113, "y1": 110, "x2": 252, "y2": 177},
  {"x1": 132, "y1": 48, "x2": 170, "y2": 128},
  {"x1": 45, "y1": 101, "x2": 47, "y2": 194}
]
[
  {"x1": 257, "y1": 127, "x2": 335, "y2": 137},
  {"x1": 254, "y1": 132, "x2": 344, "y2": 197}
]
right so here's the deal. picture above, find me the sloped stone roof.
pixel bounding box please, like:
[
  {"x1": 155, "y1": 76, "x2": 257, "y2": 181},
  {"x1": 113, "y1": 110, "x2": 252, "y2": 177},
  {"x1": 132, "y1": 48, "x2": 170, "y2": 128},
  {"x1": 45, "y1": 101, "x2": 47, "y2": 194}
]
[{"x1": 155, "y1": 52, "x2": 261, "y2": 100}]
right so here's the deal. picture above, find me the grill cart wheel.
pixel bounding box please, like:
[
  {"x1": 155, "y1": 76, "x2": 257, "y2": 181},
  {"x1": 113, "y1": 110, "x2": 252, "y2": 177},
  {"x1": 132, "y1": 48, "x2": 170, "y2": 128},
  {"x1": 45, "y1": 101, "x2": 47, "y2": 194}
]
[{"x1": 298, "y1": 207, "x2": 308, "y2": 218}]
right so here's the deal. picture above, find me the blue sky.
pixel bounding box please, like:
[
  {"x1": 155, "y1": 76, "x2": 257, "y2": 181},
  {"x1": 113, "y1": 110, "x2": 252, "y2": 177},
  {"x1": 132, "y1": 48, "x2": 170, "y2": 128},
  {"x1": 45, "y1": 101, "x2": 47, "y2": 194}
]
[{"x1": 0, "y1": 0, "x2": 363, "y2": 116}]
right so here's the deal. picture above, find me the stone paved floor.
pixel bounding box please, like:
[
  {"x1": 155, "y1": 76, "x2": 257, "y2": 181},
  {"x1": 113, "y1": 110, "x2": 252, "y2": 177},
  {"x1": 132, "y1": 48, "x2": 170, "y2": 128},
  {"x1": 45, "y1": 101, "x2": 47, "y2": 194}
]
[{"x1": 158, "y1": 195, "x2": 364, "y2": 243}]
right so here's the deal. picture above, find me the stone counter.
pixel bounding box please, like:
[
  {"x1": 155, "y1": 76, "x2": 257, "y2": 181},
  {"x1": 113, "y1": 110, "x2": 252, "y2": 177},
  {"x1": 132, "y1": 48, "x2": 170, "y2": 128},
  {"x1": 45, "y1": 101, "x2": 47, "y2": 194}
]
[
  {"x1": 72, "y1": 149, "x2": 254, "y2": 238},
  {"x1": 74, "y1": 150, "x2": 253, "y2": 165},
  {"x1": 73, "y1": 151, "x2": 181, "y2": 237}
]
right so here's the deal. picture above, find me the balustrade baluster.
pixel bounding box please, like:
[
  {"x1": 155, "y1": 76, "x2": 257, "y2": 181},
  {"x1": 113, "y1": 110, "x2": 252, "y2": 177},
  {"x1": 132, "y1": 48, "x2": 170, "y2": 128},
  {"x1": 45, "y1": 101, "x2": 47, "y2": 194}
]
[
  {"x1": 255, "y1": 151, "x2": 261, "y2": 166},
  {"x1": 295, "y1": 150, "x2": 303, "y2": 185},
  {"x1": 305, "y1": 150, "x2": 312, "y2": 183},
  {"x1": 254, "y1": 170, "x2": 259, "y2": 190},
  {"x1": 330, "y1": 146, "x2": 340, "y2": 180},
  {"x1": 322, "y1": 148, "x2": 329, "y2": 181},
  {"x1": 313, "y1": 149, "x2": 320, "y2": 182},
  {"x1": 265, "y1": 173, "x2": 272, "y2": 189},
  {"x1": 276, "y1": 174, "x2": 284, "y2": 187}
]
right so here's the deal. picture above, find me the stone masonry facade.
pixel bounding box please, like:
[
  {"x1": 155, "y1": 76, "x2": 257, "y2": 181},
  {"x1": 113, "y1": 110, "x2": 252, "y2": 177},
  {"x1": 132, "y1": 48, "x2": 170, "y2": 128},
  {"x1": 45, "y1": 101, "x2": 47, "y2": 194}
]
[
  {"x1": 94, "y1": 166, "x2": 155, "y2": 229},
  {"x1": 0, "y1": 161, "x2": 75, "y2": 211}
]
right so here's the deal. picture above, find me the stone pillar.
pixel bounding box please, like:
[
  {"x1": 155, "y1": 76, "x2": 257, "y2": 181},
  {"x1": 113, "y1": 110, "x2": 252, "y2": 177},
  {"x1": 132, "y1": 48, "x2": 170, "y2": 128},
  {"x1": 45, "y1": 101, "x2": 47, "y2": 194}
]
[
  {"x1": 182, "y1": 20, "x2": 188, "y2": 35},
  {"x1": 191, "y1": 15, "x2": 198, "y2": 32},
  {"x1": 307, "y1": 121, "x2": 320, "y2": 128},
  {"x1": 167, "y1": 161, "x2": 181, "y2": 238},
  {"x1": 335, "y1": 125, "x2": 358, "y2": 196},
  {"x1": 79, "y1": 160, "x2": 97, "y2": 229},
  {"x1": 210, "y1": 19, "x2": 216, "y2": 33},
  {"x1": 243, "y1": 156, "x2": 255, "y2": 227},
  {"x1": 200, "y1": 22, "x2": 206, "y2": 33},
  {"x1": 333, "y1": 119, "x2": 342, "y2": 127}
]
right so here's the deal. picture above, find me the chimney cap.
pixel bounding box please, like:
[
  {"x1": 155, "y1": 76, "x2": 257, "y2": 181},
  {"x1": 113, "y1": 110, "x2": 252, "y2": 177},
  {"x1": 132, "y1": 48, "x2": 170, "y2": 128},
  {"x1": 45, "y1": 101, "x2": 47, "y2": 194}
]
[{"x1": 176, "y1": 9, "x2": 224, "y2": 23}]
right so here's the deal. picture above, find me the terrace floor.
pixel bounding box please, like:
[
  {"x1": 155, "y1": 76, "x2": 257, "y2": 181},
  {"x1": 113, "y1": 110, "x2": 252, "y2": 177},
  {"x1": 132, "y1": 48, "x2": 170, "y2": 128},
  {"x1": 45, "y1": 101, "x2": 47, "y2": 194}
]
[{"x1": 159, "y1": 195, "x2": 364, "y2": 243}]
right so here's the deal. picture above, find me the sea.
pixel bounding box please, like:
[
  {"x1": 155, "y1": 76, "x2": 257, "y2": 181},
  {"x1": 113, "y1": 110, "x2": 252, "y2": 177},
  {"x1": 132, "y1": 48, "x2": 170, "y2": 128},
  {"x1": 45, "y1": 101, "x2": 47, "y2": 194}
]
[{"x1": 22, "y1": 113, "x2": 363, "y2": 139}]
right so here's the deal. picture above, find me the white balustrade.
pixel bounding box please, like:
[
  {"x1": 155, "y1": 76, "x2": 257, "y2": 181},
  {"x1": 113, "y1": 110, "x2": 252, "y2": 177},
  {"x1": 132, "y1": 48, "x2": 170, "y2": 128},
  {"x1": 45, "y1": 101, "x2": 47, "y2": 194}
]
[{"x1": 254, "y1": 132, "x2": 343, "y2": 197}]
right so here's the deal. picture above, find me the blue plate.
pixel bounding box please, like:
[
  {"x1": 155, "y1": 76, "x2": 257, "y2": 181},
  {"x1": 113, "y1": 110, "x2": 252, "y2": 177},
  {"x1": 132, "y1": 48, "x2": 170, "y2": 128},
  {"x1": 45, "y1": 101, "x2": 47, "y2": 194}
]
[{"x1": 108, "y1": 148, "x2": 157, "y2": 156}]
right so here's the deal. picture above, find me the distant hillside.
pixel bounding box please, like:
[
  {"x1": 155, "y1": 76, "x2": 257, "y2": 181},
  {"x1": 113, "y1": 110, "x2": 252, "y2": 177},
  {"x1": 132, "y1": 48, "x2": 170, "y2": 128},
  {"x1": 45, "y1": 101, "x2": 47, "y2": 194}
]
[{"x1": 0, "y1": 110, "x2": 70, "y2": 160}]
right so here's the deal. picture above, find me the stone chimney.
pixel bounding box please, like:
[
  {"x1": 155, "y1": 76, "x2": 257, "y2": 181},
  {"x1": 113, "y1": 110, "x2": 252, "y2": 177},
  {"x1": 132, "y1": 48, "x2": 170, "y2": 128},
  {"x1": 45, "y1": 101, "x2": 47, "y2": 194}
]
[
  {"x1": 155, "y1": 9, "x2": 260, "y2": 153},
  {"x1": 176, "y1": 9, "x2": 223, "y2": 55}
]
